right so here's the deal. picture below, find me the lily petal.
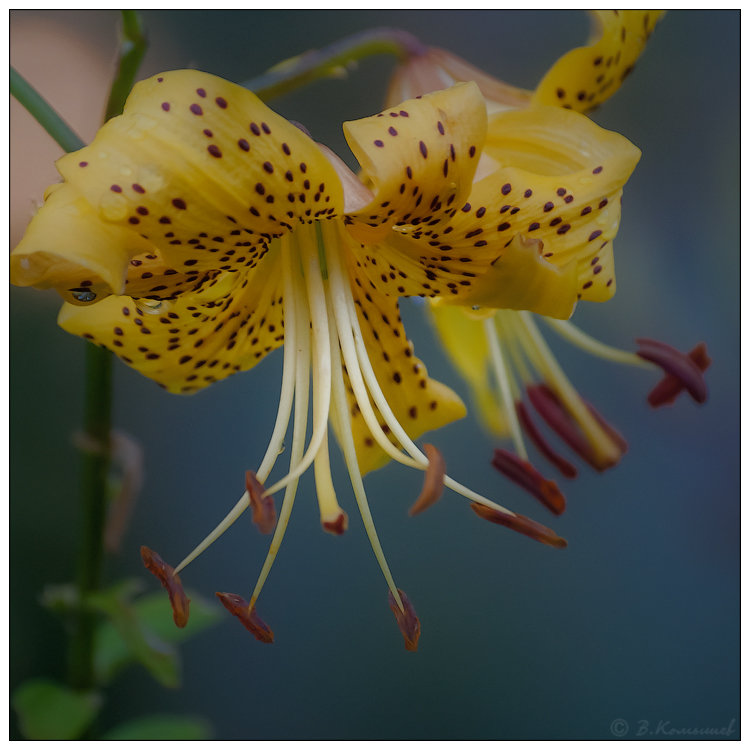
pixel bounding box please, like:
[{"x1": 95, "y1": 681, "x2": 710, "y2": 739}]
[
  {"x1": 58, "y1": 249, "x2": 285, "y2": 394},
  {"x1": 534, "y1": 10, "x2": 665, "y2": 113},
  {"x1": 349, "y1": 103, "x2": 638, "y2": 311},
  {"x1": 343, "y1": 82, "x2": 486, "y2": 243},
  {"x1": 478, "y1": 104, "x2": 641, "y2": 303},
  {"x1": 10, "y1": 183, "x2": 154, "y2": 304},
  {"x1": 51, "y1": 70, "x2": 343, "y2": 282},
  {"x1": 427, "y1": 302, "x2": 506, "y2": 435}
]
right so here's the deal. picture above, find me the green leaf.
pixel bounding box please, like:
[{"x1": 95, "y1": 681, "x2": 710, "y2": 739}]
[
  {"x1": 12, "y1": 679, "x2": 101, "y2": 740},
  {"x1": 90, "y1": 590, "x2": 179, "y2": 688},
  {"x1": 133, "y1": 589, "x2": 221, "y2": 644},
  {"x1": 101, "y1": 714, "x2": 213, "y2": 740},
  {"x1": 93, "y1": 588, "x2": 219, "y2": 687}
]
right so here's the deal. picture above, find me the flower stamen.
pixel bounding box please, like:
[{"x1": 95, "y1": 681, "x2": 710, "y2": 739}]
[
  {"x1": 515, "y1": 401, "x2": 578, "y2": 479},
  {"x1": 215, "y1": 592, "x2": 274, "y2": 643},
  {"x1": 470, "y1": 502, "x2": 567, "y2": 548},
  {"x1": 408, "y1": 443, "x2": 446, "y2": 517},
  {"x1": 491, "y1": 448, "x2": 566, "y2": 515},
  {"x1": 636, "y1": 338, "x2": 709, "y2": 405},
  {"x1": 388, "y1": 589, "x2": 421, "y2": 652},
  {"x1": 140, "y1": 546, "x2": 190, "y2": 627},
  {"x1": 245, "y1": 471, "x2": 276, "y2": 535}
]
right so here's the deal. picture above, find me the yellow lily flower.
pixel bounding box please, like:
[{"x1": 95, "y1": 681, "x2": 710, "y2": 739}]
[
  {"x1": 386, "y1": 9, "x2": 709, "y2": 513},
  {"x1": 388, "y1": 10, "x2": 665, "y2": 115},
  {"x1": 15, "y1": 70, "x2": 617, "y2": 648}
]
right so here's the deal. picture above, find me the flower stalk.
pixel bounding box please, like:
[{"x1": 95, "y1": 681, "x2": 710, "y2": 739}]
[
  {"x1": 244, "y1": 27, "x2": 427, "y2": 101},
  {"x1": 11, "y1": 10, "x2": 148, "y2": 690}
]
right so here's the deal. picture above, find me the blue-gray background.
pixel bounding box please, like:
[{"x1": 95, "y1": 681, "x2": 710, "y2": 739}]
[{"x1": 10, "y1": 10, "x2": 739, "y2": 740}]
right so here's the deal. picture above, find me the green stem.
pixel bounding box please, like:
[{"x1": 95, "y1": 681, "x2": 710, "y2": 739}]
[
  {"x1": 244, "y1": 27, "x2": 426, "y2": 101},
  {"x1": 68, "y1": 345, "x2": 112, "y2": 689},
  {"x1": 10, "y1": 67, "x2": 84, "y2": 152},
  {"x1": 104, "y1": 10, "x2": 147, "y2": 120},
  {"x1": 67, "y1": 9, "x2": 146, "y2": 691}
]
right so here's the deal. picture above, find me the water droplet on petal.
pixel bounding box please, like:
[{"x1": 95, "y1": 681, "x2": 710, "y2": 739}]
[
  {"x1": 70, "y1": 288, "x2": 97, "y2": 303},
  {"x1": 142, "y1": 299, "x2": 165, "y2": 314}
]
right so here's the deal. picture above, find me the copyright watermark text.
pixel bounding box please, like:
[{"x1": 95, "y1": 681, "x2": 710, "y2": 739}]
[{"x1": 610, "y1": 718, "x2": 737, "y2": 738}]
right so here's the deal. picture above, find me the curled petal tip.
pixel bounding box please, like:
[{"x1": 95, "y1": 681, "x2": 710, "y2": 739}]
[
  {"x1": 140, "y1": 545, "x2": 190, "y2": 628},
  {"x1": 470, "y1": 502, "x2": 567, "y2": 549},
  {"x1": 409, "y1": 443, "x2": 446, "y2": 516},
  {"x1": 245, "y1": 471, "x2": 277, "y2": 535},
  {"x1": 636, "y1": 340, "x2": 711, "y2": 408},
  {"x1": 216, "y1": 591, "x2": 274, "y2": 643},
  {"x1": 388, "y1": 589, "x2": 421, "y2": 652},
  {"x1": 322, "y1": 510, "x2": 349, "y2": 535},
  {"x1": 491, "y1": 449, "x2": 566, "y2": 515}
]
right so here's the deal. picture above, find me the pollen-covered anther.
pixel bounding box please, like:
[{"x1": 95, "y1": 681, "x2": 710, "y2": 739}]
[
  {"x1": 527, "y1": 384, "x2": 624, "y2": 472},
  {"x1": 635, "y1": 339, "x2": 710, "y2": 407},
  {"x1": 388, "y1": 589, "x2": 421, "y2": 652},
  {"x1": 491, "y1": 448, "x2": 566, "y2": 516},
  {"x1": 469, "y1": 502, "x2": 567, "y2": 549},
  {"x1": 408, "y1": 443, "x2": 446, "y2": 516},
  {"x1": 245, "y1": 470, "x2": 277, "y2": 534},
  {"x1": 140, "y1": 546, "x2": 190, "y2": 627},
  {"x1": 215, "y1": 591, "x2": 274, "y2": 643}
]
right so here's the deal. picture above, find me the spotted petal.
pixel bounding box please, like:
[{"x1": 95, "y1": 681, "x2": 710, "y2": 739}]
[
  {"x1": 19, "y1": 69, "x2": 344, "y2": 298},
  {"x1": 351, "y1": 103, "x2": 638, "y2": 313},
  {"x1": 339, "y1": 232, "x2": 466, "y2": 474},
  {"x1": 58, "y1": 247, "x2": 285, "y2": 394},
  {"x1": 10, "y1": 183, "x2": 155, "y2": 305},
  {"x1": 534, "y1": 10, "x2": 665, "y2": 113},
  {"x1": 342, "y1": 82, "x2": 487, "y2": 243}
]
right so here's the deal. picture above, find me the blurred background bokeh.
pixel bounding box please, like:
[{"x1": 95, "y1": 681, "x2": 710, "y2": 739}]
[{"x1": 10, "y1": 10, "x2": 739, "y2": 740}]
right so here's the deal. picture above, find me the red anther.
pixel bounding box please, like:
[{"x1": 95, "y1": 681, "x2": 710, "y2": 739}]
[
  {"x1": 245, "y1": 471, "x2": 276, "y2": 535},
  {"x1": 527, "y1": 384, "x2": 622, "y2": 471},
  {"x1": 470, "y1": 502, "x2": 568, "y2": 549},
  {"x1": 322, "y1": 510, "x2": 349, "y2": 535},
  {"x1": 388, "y1": 588, "x2": 421, "y2": 652},
  {"x1": 491, "y1": 448, "x2": 566, "y2": 515},
  {"x1": 140, "y1": 546, "x2": 190, "y2": 628},
  {"x1": 516, "y1": 401, "x2": 578, "y2": 479},
  {"x1": 409, "y1": 443, "x2": 446, "y2": 516},
  {"x1": 638, "y1": 340, "x2": 711, "y2": 408},
  {"x1": 216, "y1": 591, "x2": 274, "y2": 643}
]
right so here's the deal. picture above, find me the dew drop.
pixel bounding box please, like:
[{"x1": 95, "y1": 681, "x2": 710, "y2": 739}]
[
  {"x1": 70, "y1": 288, "x2": 97, "y2": 303},
  {"x1": 142, "y1": 299, "x2": 166, "y2": 314}
]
